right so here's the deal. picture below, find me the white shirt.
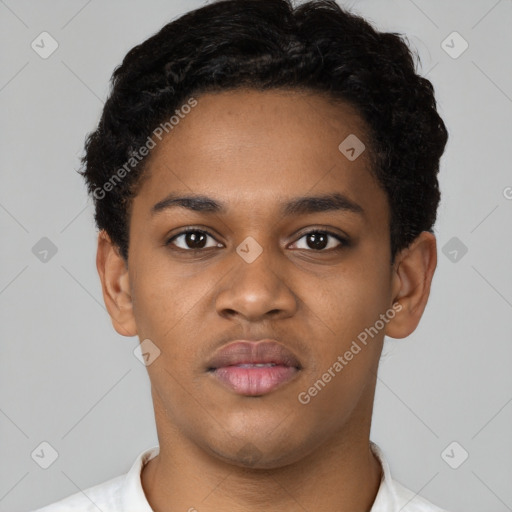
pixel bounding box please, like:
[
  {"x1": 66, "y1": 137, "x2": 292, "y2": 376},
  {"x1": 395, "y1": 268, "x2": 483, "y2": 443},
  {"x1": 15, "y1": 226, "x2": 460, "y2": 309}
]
[{"x1": 32, "y1": 442, "x2": 449, "y2": 511}]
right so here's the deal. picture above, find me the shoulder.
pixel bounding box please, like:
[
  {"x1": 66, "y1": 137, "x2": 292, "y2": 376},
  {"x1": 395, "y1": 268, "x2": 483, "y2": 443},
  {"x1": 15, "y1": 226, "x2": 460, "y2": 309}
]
[
  {"x1": 29, "y1": 474, "x2": 124, "y2": 511},
  {"x1": 390, "y1": 478, "x2": 450, "y2": 512},
  {"x1": 29, "y1": 446, "x2": 159, "y2": 512},
  {"x1": 370, "y1": 442, "x2": 451, "y2": 512}
]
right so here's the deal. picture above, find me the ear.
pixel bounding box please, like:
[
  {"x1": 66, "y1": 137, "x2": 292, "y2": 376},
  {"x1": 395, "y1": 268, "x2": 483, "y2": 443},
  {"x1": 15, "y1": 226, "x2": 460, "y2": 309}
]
[
  {"x1": 96, "y1": 230, "x2": 137, "y2": 337},
  {"x1": 385, "y1": 231, "x2": 437, "y2": 339}
]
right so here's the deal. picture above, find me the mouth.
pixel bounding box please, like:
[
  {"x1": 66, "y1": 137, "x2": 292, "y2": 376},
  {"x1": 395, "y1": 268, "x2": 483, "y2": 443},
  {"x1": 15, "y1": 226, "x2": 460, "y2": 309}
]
[{"x1": 207, "y1": 340, "x2": 302, "y2": 396}]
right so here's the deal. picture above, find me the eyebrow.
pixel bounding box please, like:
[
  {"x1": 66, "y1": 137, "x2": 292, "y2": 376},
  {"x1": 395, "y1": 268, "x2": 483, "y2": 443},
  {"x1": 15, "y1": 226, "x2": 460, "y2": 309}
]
[{"x1": 151, "y1": 192, "x2": 365, "y2": 218}]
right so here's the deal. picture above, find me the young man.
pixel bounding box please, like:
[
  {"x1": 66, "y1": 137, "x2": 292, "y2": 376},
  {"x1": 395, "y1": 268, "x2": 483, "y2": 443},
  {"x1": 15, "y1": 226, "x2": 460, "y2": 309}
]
[{"x1": 34, "y1": 0, "x2": 449, "y2": 510}]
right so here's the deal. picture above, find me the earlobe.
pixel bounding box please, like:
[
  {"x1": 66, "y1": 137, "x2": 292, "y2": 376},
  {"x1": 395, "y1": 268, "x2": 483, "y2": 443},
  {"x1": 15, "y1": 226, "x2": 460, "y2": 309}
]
[
  {"x1": 385, "y1": 231, "x2": 437, "y2": 339},
  {"x1": 96, "y1": 230, "x2": 138, "y2": 337}
]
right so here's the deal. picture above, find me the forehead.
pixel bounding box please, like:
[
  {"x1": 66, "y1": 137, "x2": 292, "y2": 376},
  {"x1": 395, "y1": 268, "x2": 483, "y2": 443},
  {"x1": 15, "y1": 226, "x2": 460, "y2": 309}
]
[{"x1": 132, "y1": 88, "x2": 384, "y2": 219}]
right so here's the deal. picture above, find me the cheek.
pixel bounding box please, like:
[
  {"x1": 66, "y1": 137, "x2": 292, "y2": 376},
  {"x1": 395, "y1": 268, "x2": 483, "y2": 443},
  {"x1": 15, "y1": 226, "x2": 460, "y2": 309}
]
[
  {"x1": 298, "y1": 257, "x2": 390, "y2": 410},
  {"x1": 129, "y1": 254, "x2": 192, "y2": 342},
  {"x1": 315, "y1": 263, "x2": 391, "y2": 345},
  {"x1": 295, "y1": 270, "x2": 387, "y2": 423},
  {"x1": 129, "y1": 255, "x2": 222, "y2": 374}
]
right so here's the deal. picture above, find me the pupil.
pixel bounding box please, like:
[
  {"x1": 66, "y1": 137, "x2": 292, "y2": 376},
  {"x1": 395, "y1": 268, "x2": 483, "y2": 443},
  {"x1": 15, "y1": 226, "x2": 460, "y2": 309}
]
[
  {"x1": 187, "y1": 232, "x2": 206, "y2": 249},
  {"x1": 308, "y1": 232, "x2": 327, "y2": 250}
]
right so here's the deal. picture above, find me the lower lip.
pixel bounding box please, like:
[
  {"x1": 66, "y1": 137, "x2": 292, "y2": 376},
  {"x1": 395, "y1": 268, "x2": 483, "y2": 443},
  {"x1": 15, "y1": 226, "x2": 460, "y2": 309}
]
[{"x1": 210, "y1": 365, "x2": 298, "y2": 396}]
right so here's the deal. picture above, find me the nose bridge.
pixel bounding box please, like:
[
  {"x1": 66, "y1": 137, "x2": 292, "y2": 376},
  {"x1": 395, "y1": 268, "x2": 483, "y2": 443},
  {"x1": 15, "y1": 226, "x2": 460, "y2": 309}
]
[
  {"x1": 215, "y1": 235, "x2": 297, "y2": 320},
  {"x1": 236, "y1": 239, "x2": 279, "y2": 290}
]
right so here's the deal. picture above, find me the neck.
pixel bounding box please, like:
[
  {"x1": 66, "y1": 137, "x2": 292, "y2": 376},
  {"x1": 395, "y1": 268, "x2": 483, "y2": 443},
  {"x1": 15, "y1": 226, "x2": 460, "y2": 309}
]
[{"x1": 141, "y1": 397, "x2": 382, "y2": 512}]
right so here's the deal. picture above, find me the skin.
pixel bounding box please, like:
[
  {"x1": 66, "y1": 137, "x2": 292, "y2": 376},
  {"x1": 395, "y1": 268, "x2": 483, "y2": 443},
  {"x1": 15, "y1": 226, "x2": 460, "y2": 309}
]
[{"x1": 96, "y1": 88, "x2": 437, "y2": 512}]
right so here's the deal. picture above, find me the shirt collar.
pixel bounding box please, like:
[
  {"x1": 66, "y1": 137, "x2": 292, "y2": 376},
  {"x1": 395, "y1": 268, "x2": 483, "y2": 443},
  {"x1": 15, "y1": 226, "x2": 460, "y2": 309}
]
[
  {"x1": 120, "y1": 445, "x2": 159, "y2": 511},
  {"x1": 369, "y1": 441, "x2": 401, "y2": 510}
]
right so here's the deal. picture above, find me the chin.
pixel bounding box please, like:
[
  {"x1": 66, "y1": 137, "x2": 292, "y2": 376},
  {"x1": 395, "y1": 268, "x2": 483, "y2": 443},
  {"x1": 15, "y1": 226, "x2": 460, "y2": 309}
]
[{"x1": 204, "y1": 428, "x2": 315, "y2": 470}]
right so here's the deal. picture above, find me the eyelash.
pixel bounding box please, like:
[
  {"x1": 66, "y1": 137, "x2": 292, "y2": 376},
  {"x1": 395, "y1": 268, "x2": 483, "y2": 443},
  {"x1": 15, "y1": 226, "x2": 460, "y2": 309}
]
[{"x1": 165, "y1": 227, "x2": 349, "y2": 252}]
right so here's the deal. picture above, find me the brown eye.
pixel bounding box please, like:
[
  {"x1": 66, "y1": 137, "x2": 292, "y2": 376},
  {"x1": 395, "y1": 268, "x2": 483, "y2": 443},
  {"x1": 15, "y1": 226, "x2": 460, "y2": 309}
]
[
  {"x1": 166, "y1": 229, "x2": 222, "y2": 251},
  {"x1": 291, "y1": 230, "x2": 347, "y2": 251}
]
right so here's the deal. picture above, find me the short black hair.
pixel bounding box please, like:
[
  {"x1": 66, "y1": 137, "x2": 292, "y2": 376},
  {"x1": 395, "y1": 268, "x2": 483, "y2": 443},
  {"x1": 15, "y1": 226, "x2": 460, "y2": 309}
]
[{"x1": 79, "y1": 0, "x2": 448, "y2": 262}]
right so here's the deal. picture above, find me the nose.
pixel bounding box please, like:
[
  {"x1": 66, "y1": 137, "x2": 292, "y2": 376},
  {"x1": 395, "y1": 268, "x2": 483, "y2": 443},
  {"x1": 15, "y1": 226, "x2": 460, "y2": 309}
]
[{"x1": 215, "y1": 242, "x2": 298, "y2": 323}]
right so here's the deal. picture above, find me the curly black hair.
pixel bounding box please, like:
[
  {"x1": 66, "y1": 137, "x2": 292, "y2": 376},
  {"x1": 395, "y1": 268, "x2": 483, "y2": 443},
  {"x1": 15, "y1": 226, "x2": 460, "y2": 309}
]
[{"x1": 79, "y1": 0, "x2": 448, "y2": 263}]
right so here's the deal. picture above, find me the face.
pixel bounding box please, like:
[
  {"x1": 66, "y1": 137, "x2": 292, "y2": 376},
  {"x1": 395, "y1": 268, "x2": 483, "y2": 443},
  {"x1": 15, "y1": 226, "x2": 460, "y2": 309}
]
[{"x1": 115, "y1": 89, "x2": 401, "y2": 468}]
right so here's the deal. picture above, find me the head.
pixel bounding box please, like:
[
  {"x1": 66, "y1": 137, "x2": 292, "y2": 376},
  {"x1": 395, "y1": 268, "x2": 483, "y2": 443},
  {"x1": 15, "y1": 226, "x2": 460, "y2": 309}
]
[{"x1": 84, "y1": 0, "x2": 447, "y2": 468}]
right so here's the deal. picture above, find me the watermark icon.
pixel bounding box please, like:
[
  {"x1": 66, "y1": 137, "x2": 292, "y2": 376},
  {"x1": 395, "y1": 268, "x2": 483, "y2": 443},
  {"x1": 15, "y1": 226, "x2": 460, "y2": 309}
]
[
  {"x1": 298, "y1": 302, "x2": 402, "y2": 404},
  {"x1": 236, "y1": 236, "x2": 264, "y2": 263},
  {"x1": 236, "y1": 442, "x2": 263, "y2": 466},
  {"x1": 338, "y1": 134, "x2": 365, "y2": 161},
  {"x1": 31, "y1": 441, "x2": 59, "y2": 469},
  {"x1": 503, "y1": 186, "x2": 512, "y2": 200},
  {"x1": 93, "y1": 97, "x2": 198, "y2": 200},
  {"x1": 134, "y1": 338, "x2": 161, "y2": 366},
  {"x1": 31, "y1": 31, "x2": 59, "y2": 59},
  {"x1": 441, "y1": 31, "x2": 468, "y2": 59},
  {"x1": 32, "y1": 237, "x2": 58, "y2": 263},
  {"x1": 442, "y1": 236, "x2": 468, "y2": 263},
  {"x1": 441, "y1": 441, "x2": 469, "y2": 469}
]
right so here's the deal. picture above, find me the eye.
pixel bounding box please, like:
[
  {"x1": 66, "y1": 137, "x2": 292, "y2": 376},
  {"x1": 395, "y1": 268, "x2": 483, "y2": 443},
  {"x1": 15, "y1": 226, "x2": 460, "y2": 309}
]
[
  {"x1": 166, "y1": 228, "x2": 223, "y2": 251},
  {"x1": 290, "y1": 230, "x2": 348, "y2": 251}
]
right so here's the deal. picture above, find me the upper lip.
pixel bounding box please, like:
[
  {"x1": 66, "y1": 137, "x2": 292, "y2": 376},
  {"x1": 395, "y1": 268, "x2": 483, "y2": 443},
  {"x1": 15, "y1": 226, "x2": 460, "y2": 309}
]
[{"x1": 207, "y1": 340, "x2": 302, "y2": 370}]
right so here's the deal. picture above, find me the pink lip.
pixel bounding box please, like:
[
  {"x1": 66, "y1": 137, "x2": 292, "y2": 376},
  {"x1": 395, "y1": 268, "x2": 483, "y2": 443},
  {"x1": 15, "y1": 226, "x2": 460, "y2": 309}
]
[{"x1": 207, "y1": 340, "x2": 302, "y2": 396}]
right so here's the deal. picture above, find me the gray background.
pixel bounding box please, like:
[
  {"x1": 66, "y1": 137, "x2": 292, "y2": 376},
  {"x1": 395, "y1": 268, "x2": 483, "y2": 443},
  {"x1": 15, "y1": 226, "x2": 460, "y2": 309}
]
[{"x1": 1, "y1": 0, "x2": 511, "y2": 511}]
